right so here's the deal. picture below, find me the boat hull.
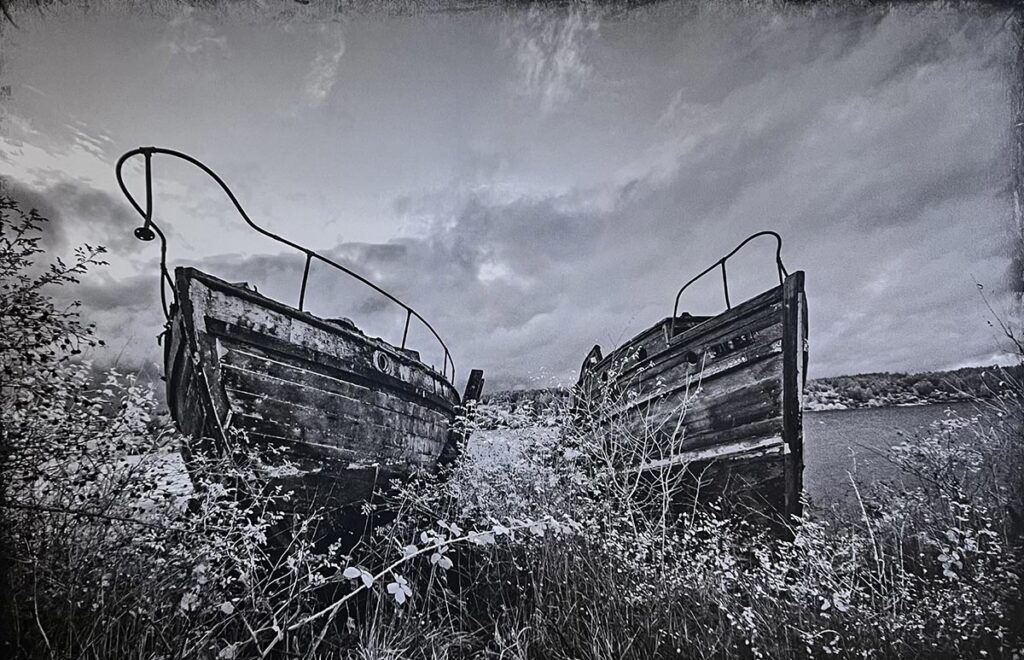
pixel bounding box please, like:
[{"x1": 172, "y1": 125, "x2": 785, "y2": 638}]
[
  {"x1": 574, "y1": 271, "x2": 807, "y2": 520},
  {"x1": 164, "y1": 267, "x2": 462, "y2": 509}
]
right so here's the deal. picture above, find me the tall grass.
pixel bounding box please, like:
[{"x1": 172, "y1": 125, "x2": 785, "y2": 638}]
[{"x1": 2, "y1": 195, "x2": 1022, "y2": 658}]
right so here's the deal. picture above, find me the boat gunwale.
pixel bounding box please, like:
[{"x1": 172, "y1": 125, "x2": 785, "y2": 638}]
[
  {"x1": 175, "y1": 266, "x2": 461, "y2": 405},
  {"x1": 584, "y1": 278, "x2": 792, "y2": 384}
]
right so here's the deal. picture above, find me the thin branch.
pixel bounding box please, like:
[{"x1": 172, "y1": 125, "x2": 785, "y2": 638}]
[{"x1": 2, "y1": 500, "x2": 184, "y2": 533}]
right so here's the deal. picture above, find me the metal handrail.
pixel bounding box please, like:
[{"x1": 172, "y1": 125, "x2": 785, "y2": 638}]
[
  {"x1": 669, "y1": 230, "x2": 789, "y2": 337},
  {"x1": 115, "y1": 146, "x2": 455, "y2": 382}
]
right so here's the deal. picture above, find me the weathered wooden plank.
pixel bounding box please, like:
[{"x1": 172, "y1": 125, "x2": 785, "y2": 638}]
[
  {"x1": 163, "y1": 315, "x2": 184, "y2": 418},
  {"x1": 615, "y1": 411, "x2": 786, "y2": 458},
  {"x1": 616, "y1": 376, "x2": 784, "y2": 444},
  {"x1": 646, "y1": 317, "x2": 782, "y2": 382},
  {"x1": 670, "y1": 284, "x2": 783, "y2": 346},
  {"x1": 226, "y1": 420, "x2": 365, "y2": 462},
  {"x1": 596, "y1": 284, "x2": 783, "y2": 385},
  {"x1": 166, "y1": 266, "x2": 466, "y2": 515},
  {"x1": 233, "y1": 408, "x2": 440, "y2": 469},
  {"x1": 574, "y1": 271, "x2": 806, "y2": 527},
  {"x1": 206, "y1": 316, "x2": 457, "y2": 413},
  {"x1": 629, "y1": 447, "x2": 788, "y2": 522},
  {"x1": 598, "y1": 315, "x2": 710, "y2": 370},
  {"x1": 606, "y1": 330, "x2": 784, "y2": 417},
  {"x1": 173, "y1": 337, "x2": 209, "y2": 440},
  {"x1": 192, "y1": 276, "x2": 456, "y2": 401},
  {"x1": 463, "y1": 369, "x2": 485, "y2": 404},
  {"x1": 598, "y1": 284, "x2": 782, "y2": 374},
  {"x1": 577, "y1": 324, "x2": 784, "y2": 452},
  {"x1": 225, "y1": 378, "x2": 439, "y2": 442},
  {"x1": 219, "y1": 343, "x2": 452, "y2": 426},
  {"x1": 223, "y1": 382, "x2": 448, "y2": 453},
  {"x1": 613, "y1": 368, "x2": 783, "y2": 432},
  {"x1": 782, "y1": 271, "x2": 806, "y2": 518},
  {"x1": 635, "y1": 435, "x2": 785, "y2": 471},
  {"x1": 605, "y1": 302, "x2": 783, "y2": 388}
]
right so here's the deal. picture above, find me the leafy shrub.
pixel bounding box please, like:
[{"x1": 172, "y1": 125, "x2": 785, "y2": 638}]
[
  {"x1": 912, "y1": 379, "x2": 935, "y2": 397},
  {"x1": 0, "y1": 197, "x2": 356, "y2": 658},
  {"x1": 356, "y1": 369, "x2": 1024, "y2": 658},
  {"x1": 848, "y1": 385, "x2": 870, "y2": 402}
]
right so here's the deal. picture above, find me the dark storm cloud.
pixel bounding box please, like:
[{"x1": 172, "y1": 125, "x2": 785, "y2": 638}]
[
  {"x1": 48, "y1": 182, "x2": 145, "y2": 253},
  {"x1": 3, "y1": 178, "x2": 146, "y2": 254},
  {"x1": 312, "y1": 6, "x2": 1015, "y2": 388},
  {"x1": 74, "y1": 272, "x2": 158, "y2": 313},
  {"x1": 3, "y1": 4, "x2": 1017, "y2": 392},
  {"x1": 3, "y1": 180, "x2": 69, "y2": 253}
]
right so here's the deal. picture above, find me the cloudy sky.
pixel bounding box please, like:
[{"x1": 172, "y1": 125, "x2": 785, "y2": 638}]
[{"x1": 0, "y1": 2, "x2": 1019, "y2": 392}]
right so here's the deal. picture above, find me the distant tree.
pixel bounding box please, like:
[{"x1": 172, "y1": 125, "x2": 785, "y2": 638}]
[
  {"x1": 849, "y1": 386, "x2": 872, "y2": 403},
  {"x1": 913, "y1": 380, "x2": 935, "y2": 397}
]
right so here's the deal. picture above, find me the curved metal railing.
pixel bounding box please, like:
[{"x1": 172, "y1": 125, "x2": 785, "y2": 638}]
[
  {"x1": 115, "y1": 146, "x2": 455, "y2": 381},
  {"x1": 669, "y1": 230, "x2": 789, "y2": 337}
]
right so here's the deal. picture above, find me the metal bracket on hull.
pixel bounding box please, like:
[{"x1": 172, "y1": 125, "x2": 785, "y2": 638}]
[
  {"x1": 115, "y1": 146, "x2": 456, "y2": 381},
  {"x1": 670, "y1": 230, "x2": 789, "y2": 338}
]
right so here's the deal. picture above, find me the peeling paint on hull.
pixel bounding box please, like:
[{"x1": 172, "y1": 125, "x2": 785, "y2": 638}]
[{"x1": 164, "y1": 267, "x2": 463, "y2": 509}]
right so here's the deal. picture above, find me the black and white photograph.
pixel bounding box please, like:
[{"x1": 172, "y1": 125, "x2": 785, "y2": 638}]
[{"x1": 0, "y1": 0, "x2": 1022, "y2": 657}]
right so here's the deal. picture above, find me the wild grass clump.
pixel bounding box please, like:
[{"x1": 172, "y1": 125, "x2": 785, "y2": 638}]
[
  {"x1": 1, "y1": 193, "x2": 1022, "y2": 658},
  {"x1": 364, "y1": 390, "x2": 1022, "y2": 659}
]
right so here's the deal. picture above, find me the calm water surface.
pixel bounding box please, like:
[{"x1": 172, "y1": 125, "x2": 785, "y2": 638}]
[{"x1": 803, "y1": 400, "x2": 996, "y2": 507}]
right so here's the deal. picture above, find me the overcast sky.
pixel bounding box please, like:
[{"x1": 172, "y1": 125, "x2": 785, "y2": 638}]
[{"x1": 1, "y1": 2, "x2": 1019, "y2": 392}]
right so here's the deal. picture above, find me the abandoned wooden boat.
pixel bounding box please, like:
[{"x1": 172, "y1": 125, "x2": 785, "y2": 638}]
[
  {"x1": 116, "y1": 147, "x2": 483, "y2": 510},
  {"x1": 573, "y1": 231, "x2": 807, "y2": 520}
]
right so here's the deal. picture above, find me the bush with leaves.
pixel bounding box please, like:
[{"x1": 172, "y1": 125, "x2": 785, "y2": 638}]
[{"x1": 0, "y1": 198, "x2": 343, "y2": 658}]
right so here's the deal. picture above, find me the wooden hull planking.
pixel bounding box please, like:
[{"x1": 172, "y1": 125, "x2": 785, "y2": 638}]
[
  {"x1": 575, "y1": 271, "x2": 808, "y2": 520},
  {"x1": 164, "y1": 267, "x2": 462, "y2": 507}
]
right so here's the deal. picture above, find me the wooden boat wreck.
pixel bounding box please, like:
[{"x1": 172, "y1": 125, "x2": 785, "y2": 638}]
[
  {"x1": 573, "y1": 231, "x2": 807, "y2": 521},
  {"x1": 116, "y1": 147, "x2": 483, "y2": 511}
]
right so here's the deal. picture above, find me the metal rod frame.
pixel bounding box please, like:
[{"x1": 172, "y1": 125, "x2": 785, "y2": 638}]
[
  {"x1": 669, "y1": 230, "x2": 789, "y2": 337},
  {"x1": 115, "y1": 146, "x2": 455, "y2": 381}
]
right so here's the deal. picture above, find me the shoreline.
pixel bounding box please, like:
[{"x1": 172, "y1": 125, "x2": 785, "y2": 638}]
[{"x1": 804, "y1": 396, "x2": 985, "y2": 413}]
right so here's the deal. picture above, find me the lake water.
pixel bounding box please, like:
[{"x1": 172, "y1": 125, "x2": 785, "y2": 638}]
[{"x1": 803, "y1": 400, "x2": 994, "y2": 508}]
